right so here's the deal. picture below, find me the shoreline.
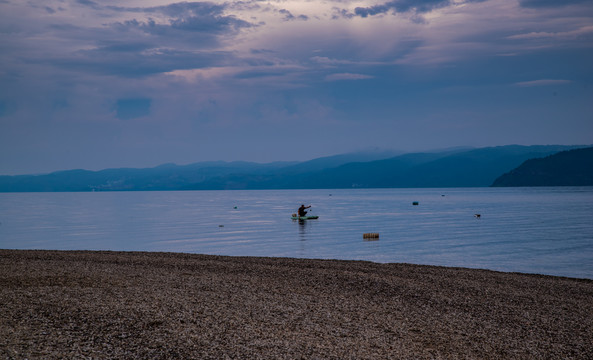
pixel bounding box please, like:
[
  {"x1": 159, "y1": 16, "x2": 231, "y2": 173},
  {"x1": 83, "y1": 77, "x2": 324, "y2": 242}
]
[
  {"x1": 2, "y1": 249, "x2": 592, "y2": 358},
  {"x1": 3, "y1": 248, "x2": 591, "y2": 281}
]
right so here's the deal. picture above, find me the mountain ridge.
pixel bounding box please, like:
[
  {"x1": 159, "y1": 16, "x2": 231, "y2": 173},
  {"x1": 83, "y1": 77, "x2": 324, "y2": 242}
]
[
  {"x1": 491, "y1": 147, "x2": 593, "y2": 187},
  {"x1": 0, "y1": 145, "x2": 589, "y2": 192}
]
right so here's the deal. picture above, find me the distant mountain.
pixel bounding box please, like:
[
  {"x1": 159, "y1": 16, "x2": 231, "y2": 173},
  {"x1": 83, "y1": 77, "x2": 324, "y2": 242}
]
[
  {"x1": 249, "y1": 145, "x2": 583, "y2": 189},
  {"x1": 274, "y1": 150, "x2": 403, "y2": 174},
  {"x1": 0, "y1": 145, "x2": 588, "y2": 192},
  {"x1": 0, "y1": 161, "x2": 292, "y2": 192},
  {"x1": 172, "y1": 145, "x2": 586, "y2": 190},
  {"x1": 491, "y1": 147, "x2": 593, "y2": 187}
]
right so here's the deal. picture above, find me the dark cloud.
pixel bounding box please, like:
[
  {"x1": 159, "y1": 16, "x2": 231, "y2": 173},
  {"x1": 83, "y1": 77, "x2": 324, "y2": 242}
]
[
  {"x1": 354, "y1": 0, "x2": 451, "y2": 18},
  {"x1": 113, "y1": 19, "x2": 232, "y2": 50},
  {"x1": 107, "y1": 1, "x2": 253, "y2": 31},
  {"x1": 169, "y1": 14, "x2": 252, "y2": 33},
  {"x1": 519, "y1": 0, "x2": 590, "y2": 8},
  {"x1": 115, "y1": 98, "x2": 151, "y2": 120},
  {"x1": 332, "y1": 8, "x2": 353, "y2": 20},
  {"x1": 106, "y1": 2, "x2": 253, "y2": 34},
  {"x1": 234, "y1": 70, "x2": 287, "y2": 79},
  {"x1": 250, "y1": 48, "x2": 276, "y2": 55},
  {"x1": 76, "y1": 0, "x2": 101, "y2": 10},
  {"x1": 279, "y1": 9, "x2": 309, "y2": 21},
  {"x1": 349, "y1": 0, "x2": 488, "y2": 18},
  {"x1": 47, "y1": 47, "x2": 234, "y2": 78},
  {"x1": 145, "y1": 1, "x2": 226, "y2": 18},
  {"x1": 21, "y1": 2, "x2": 64, "y2": 14},
  {"x1": 21, "y1": 2, "x2": 254, "y2": 78}
]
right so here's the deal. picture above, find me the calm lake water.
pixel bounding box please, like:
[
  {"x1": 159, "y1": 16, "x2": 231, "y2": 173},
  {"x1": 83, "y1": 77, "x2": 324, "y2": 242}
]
[{"x1": 1, "y1": 188, "x2": 592, "y2": 279}]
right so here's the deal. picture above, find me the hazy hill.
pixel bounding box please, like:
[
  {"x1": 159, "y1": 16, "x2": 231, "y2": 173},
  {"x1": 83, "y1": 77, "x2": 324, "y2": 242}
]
[
  {"x1": 491, "y1": 147, "x2": 593, "y2": 187},
  {"x1": 0, "y1": 161, "x2": 292, "y2": 192},
  {"x1": 182, "y1": 145, "x2": 584, "y2": 190},
  {"x1": 0, "y1": 145, "x2": 587, "y2": 192},
  {"x1": 252, "y1": 145, "x2": 582, "y2": 189}
]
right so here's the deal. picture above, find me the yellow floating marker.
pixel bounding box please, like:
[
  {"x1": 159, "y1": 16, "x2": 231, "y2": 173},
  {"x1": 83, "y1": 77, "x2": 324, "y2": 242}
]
[{"x1": 363, "y1": 233, "x2": 380, "y2": 240}]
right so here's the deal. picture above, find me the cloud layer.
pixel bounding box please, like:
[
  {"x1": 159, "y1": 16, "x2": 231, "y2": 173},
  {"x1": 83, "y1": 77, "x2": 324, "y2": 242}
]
[{"x1": 1, "y1": 0, "x2": 592, "y2": 174}]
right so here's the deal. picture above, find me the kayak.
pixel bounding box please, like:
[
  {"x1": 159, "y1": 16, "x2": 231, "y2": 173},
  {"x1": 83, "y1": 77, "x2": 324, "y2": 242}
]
[{"x1": 291, "y1": 215, "x2": 319, "y2": 220}]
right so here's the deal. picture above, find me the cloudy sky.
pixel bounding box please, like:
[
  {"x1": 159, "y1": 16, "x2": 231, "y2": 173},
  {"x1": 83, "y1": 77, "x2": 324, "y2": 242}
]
[{"x1": 1, "y1": 0, "x2": 592, "y2": 174}]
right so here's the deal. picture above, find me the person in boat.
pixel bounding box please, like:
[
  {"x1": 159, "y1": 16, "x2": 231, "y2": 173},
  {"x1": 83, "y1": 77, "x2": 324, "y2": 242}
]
[{"x1": 298, "y1": 204, "x2": 311, "y2": 217}]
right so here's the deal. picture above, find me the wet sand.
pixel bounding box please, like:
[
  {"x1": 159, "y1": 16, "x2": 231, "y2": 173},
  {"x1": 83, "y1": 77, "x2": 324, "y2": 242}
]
[{"x1": 1, "y1": 249, "x2": 592, "y2": 359}]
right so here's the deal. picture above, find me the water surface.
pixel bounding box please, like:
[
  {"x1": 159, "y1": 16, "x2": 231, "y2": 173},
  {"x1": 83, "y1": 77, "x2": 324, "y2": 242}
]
[{"x1": 1, "y1": 187, "x2": 592, "y2": 279}]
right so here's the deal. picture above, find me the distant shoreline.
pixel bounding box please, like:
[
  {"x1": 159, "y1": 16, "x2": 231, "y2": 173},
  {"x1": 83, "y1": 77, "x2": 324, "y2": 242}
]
[
  {"x1": 2, "y1": 249, "x2": 592, "y2": 358},
  {"x1": 2, "y1": 185, "x2": 592, "y2": 193}
]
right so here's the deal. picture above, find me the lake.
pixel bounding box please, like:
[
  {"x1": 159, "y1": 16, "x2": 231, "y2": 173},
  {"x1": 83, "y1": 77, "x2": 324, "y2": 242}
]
[{"x1": 1, "y1": 187, "x2": 592, "y2": 279}]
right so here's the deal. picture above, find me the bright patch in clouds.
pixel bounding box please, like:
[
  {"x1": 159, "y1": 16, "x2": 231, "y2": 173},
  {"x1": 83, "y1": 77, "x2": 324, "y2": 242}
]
[
  {"x1": 515, "y1": 79, "x2": 573, "y2": 87},
  {"x1": 508, "y1": 25, "x2": 593, "y2": 40},
  {"x1": 325, "y1": 73, "x2": 374, "y2": 81}
]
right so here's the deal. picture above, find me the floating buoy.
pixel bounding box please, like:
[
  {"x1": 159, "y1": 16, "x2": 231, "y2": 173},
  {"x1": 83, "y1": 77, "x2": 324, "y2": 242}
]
[
  {"x1": 363, "y1": 233, "x2": 379, "y2": 240},
  {"x1": 234, "y1": 206, "x2": 238, "y2": 209},
  {"x1": 218, "y1": 225, "x2": 224, "y2": 227},
  {"x1": 412, "y1": 201, "x2": 419, "y2": 205}
]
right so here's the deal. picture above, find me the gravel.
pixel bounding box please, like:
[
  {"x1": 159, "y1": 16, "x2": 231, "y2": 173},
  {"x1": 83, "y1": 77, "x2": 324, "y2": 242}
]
[{"x1": 1, "y1": 249, "x2": 592, "y2": 359}]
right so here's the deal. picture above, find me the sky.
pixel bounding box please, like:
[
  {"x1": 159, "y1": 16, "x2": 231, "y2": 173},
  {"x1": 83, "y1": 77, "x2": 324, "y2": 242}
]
[{"x1": 1, "y1": 0, "x2": 592, "y2": 175}]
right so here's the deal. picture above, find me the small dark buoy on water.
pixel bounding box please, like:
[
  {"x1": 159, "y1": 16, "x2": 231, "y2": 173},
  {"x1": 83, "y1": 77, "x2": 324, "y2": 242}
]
[
  {"x1": 412, "y1": 201, "x2": 419, "y2": 206},
  {"x1": 363, "y1": 233, "x2": 379, "y2": 240}
]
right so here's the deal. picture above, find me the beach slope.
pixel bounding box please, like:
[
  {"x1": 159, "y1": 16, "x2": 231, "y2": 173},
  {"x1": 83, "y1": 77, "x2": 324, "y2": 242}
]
[{"x1": 1, "y1": 250, "x2": 592, "y2": 359}]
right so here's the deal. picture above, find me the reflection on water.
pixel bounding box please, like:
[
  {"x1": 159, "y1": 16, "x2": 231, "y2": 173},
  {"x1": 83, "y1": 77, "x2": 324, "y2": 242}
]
[
  {"x1": 1, "y1": 187, "x2": 592, "y2": 279},
  {"x1": 297, "y1": 219, "x2": 309, "y2": 241},
  {"x1": 296, "y1": 219, "x2": 310, "y2": 256}
]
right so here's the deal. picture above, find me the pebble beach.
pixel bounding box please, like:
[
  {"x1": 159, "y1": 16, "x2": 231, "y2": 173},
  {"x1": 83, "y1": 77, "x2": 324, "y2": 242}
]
[{"x1": 1, "y1": 249, "x2": 592, "y2": 359}]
